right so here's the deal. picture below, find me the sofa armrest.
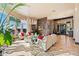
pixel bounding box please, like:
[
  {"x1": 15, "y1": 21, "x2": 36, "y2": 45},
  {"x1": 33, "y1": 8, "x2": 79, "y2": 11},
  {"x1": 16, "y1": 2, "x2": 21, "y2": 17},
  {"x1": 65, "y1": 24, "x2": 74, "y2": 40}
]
[{"x1": 37, "y1": 35, "x2": 57, "y2": 51}]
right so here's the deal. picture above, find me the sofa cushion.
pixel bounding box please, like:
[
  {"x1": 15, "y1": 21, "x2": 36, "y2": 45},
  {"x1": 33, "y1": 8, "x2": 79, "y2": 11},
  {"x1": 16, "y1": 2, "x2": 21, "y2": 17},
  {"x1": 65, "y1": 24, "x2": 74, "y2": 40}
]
[{"x1": 38, "y1": 36, "x2": 44, "y2": 40}]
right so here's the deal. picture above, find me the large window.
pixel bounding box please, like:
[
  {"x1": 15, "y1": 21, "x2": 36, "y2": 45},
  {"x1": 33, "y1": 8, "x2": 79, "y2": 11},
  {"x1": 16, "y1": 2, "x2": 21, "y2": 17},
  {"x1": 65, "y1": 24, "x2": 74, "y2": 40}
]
[
  {"x1": 9, "y1": 16, "x2": 28, "y2": 33},
  {"x1": 20, "y1": 20, "x2": 28, "y2": 33},
  {"x1": 9, "y1": 16, "x2": 16, "y2": 29}
]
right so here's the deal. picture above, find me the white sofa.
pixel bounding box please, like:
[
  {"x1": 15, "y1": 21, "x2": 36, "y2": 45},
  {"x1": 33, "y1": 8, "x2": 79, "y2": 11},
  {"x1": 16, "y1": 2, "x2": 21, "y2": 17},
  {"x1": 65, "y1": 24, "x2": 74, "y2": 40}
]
[{"x1": 38, "y1": 34, "x2": 57, "y2": 51}]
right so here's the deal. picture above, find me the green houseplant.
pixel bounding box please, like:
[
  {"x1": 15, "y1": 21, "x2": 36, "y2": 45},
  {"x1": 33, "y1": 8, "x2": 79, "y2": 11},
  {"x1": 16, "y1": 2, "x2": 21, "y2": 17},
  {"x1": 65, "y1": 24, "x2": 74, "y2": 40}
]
[{"x1": 0, "y1": 3, "x2": 25, "y2": 56}]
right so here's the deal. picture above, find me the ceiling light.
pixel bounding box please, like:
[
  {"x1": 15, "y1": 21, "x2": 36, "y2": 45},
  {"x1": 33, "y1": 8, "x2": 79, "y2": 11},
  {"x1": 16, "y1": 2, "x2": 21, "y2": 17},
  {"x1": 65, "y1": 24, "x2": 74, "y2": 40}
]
[{"x1": 52, "y1": 10, "x2": 56, "y2": 12}]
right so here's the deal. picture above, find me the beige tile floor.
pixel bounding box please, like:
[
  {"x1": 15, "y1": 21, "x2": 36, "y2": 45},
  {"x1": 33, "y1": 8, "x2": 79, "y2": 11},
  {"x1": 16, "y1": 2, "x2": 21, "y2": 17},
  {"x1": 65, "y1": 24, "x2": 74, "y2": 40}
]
[{"x1": 48, "y1": 35, "x2": 79, "y2": 56}]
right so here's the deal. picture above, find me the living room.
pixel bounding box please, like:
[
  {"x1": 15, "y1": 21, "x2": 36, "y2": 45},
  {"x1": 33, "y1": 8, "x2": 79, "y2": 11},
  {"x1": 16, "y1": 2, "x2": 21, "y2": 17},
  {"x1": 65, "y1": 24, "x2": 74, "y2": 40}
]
[{"x1": 0, "y1": 3, "x2": 79, "y2": 56}]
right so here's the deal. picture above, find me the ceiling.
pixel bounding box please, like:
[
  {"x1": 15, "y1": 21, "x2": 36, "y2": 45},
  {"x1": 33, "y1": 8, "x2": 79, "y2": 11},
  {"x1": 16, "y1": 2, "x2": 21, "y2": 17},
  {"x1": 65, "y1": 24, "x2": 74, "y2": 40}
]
[
  {"x1": 16, "y1": 3, "x2": 75, "y2": 19},
  {"x1": 0, "y1": 3, "x2": 75, "y2": 19}
]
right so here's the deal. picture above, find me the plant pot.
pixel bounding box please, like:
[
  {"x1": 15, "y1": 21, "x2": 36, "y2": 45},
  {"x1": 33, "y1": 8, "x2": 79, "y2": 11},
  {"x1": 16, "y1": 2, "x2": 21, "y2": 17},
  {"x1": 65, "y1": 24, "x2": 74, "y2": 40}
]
[
  {"x1": 0, "y1": 49, "x2": 3, "y2": 56},
  {"x1": 0, "y1": 47, "x2": 5, "y2": 56}
]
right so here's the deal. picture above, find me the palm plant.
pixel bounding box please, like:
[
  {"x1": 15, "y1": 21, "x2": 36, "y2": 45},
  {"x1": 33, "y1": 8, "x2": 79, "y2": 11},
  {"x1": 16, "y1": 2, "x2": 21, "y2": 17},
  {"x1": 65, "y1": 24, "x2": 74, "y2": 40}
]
[{"x1": 0, "y1": 3, "x2": 25, "y2": 53}]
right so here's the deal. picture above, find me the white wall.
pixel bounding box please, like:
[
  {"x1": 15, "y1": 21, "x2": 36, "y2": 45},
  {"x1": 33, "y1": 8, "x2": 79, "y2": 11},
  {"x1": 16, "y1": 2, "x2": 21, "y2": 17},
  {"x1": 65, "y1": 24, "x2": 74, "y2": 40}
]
[{"x1": 73, "y1": 4, "x2": 79, "y2": 43}]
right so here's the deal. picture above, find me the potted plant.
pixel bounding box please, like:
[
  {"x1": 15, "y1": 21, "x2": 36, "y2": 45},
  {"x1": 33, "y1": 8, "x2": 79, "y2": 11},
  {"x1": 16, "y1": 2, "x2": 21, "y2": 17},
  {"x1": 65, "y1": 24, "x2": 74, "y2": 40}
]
[{"x1": 0, "y1": 3, "x2": 25, "y2": 56}]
